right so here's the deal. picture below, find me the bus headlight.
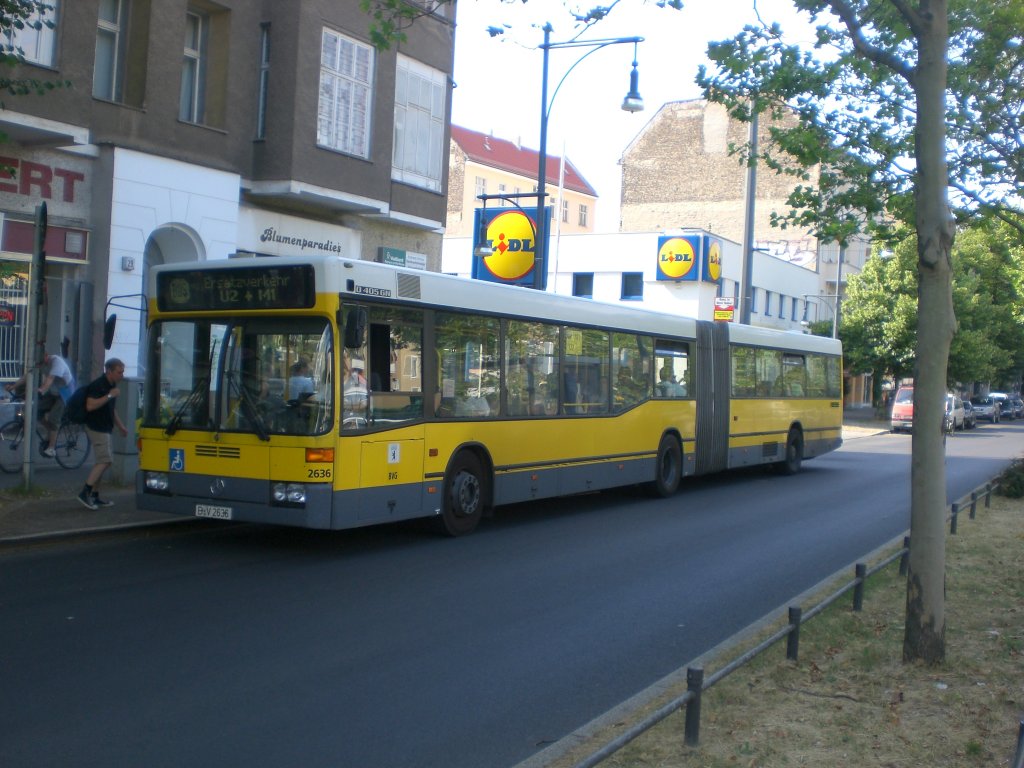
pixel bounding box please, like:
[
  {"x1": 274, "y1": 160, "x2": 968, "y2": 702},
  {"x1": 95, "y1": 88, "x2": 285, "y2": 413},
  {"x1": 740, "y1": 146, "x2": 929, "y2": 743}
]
[
  {"x1": 145, "y1": 472, "x2": 169, "y2": 492},
  {"x1": 272, "y1": 482, "x2": 307, "y2": 506}
]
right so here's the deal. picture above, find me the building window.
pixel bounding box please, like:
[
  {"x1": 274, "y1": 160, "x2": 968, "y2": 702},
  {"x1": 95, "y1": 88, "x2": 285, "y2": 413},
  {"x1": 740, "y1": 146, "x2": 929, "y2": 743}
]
[
  {"x1": 392, "y1": 54, "x2": 446, "y2": 192},
  {"x1": 578, "y1": 204, "x2": 588, "y2": 227},
  {"x1": 255, "y1": 22, "x2": 270, "y2": 139},
  {"x1": 621, "y1": 272, "x2": 643, "y2": 301},
  {"x1": 779, "y1": 295, "x2": 786, "y2": 319},
  {"x1": 5, "y1": 0, "x2": 59, "y2": 67},
  {"x1": 94, "y1": 0, "x2": 124, "y2": 100},
  {"x1": 474, "y1": 176, "x2": 487, "y2": 198},
  {"x1": 318, "y1": 28, "x2": 373, "y2": 158},
  {"x1": 764, "y1": 290, "x2": 772, "y2": 316},
  {"x1": 179, "y1": 10, "x2": 207, "y2": 122},
  {"x1": 751, "y1": 288, "x2": 758, "y2": 313},
  {"x1": 791, "y1": 297, "x2": 799, "y2": 321},
  {"x1": 573, "y1": 273, "x2": 594, "y2": 298},
  {"x1": 561, "y1": 198, "x2": 569, "y2": 223}
]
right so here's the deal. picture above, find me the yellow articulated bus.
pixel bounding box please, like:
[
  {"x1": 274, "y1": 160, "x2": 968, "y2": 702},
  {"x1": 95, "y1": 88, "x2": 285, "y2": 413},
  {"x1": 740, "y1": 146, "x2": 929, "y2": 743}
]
[{"x1": 137, "y1": 255, "x2": 843, "y2": 535}]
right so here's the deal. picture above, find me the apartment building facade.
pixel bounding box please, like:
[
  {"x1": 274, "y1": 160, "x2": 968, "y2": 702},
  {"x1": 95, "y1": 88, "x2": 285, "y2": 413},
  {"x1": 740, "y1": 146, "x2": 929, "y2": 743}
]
[
  {"x1": 0, "y1": 0, "x2": 455, "y2": 381},
  {"x1": 445, "y1": 125, "x2": 597, "y2": 240}
]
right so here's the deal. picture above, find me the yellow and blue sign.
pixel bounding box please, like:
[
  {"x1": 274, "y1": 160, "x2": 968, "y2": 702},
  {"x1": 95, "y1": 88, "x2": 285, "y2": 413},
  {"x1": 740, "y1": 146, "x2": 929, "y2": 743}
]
[
  {"x1": 656, "y1": 236, "x2": 699, "y2": 281},
  {"x1": 656, "y1": 234, "x2": 722, "y2": 284},
  {"x1": 472, "y1": 207, "x2": 549, "y2": 289}
]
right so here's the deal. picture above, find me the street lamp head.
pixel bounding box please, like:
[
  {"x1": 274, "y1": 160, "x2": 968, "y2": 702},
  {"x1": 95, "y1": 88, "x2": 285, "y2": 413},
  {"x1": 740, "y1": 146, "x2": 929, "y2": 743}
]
[
  {"x1": 473, "y1": 243, "x2": 494, "y2": 258},
  {"x1": 621, "y1": 59, "x2": 643, "y2": 113}
]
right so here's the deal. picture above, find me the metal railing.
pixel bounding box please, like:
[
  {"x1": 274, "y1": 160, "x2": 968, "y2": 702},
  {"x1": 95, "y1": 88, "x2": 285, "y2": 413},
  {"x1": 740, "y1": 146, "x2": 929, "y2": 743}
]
[{"x1": 572, "y1": 480, "x2": 1011, "y2": 768}]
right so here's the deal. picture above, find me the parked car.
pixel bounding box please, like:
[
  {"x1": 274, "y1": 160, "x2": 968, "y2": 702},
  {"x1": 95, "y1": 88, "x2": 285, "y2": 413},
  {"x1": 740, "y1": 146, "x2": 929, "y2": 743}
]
[
  {"x1": 890, "y1": 385, "x2": 915, "y2": 432},
  {"x1": 990, "y1": 392, "x2": 1014, "y2": 421},
  {"x1": 945, "y1": 393, "x2": 965, "y2": 431},
  {"x1": 970, "y1": 395, "x2": 1000, "y2": 423},
  {"x1": 1011, "y1": 396, "x2": 1024, "y2": 419},
  {"x1": 962, "y1": 399, "x2": 977, "y2": 429}
]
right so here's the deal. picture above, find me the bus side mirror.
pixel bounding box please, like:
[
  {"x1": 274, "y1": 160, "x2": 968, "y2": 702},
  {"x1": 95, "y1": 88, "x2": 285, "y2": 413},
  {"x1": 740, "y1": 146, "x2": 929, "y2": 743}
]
[
  {"x1": 343, "y1": 308, "x2": 366, "y2": 349},
  {"x1": 103, "y1": 314, "x2": 117, "y2": 350}
]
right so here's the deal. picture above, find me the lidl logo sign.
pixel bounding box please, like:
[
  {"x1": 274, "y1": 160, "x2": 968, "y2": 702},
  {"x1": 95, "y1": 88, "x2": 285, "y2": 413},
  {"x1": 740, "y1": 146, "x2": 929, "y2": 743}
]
[
  {"x1": 704, "y1": 239, "x2": 722, "y2": 282},
  {"x1": 471, "y1": 207, "x2": 549, "y2": 288},
  {"x1": 657, "y1": 236, "x2": 699, "y2": 281},
  {"x1": 656, "y1": 234, "x2": 723, "y2": 284}
]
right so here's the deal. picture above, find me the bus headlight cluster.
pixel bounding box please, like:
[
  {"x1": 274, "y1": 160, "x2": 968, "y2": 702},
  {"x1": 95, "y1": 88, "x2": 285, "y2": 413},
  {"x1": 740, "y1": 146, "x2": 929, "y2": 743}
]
[
  {"x1": 272, "y1": 482, "x2": 307, "y2": 506},
  {"x1": 145, "y1": 472, "x2": 169, "y2": 491}
]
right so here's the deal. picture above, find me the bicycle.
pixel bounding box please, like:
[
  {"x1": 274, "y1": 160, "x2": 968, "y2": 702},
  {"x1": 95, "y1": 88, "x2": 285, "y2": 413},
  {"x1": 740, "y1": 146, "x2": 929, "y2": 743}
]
[{"x1": 0, "y1": 400, "x2": 91, "y2": 473}]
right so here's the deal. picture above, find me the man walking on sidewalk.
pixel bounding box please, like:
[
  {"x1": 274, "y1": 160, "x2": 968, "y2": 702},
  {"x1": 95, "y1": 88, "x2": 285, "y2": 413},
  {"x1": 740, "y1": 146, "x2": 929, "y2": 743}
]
[{"x1": 78, "y1": 359, "x2": 129, "y2": 510}]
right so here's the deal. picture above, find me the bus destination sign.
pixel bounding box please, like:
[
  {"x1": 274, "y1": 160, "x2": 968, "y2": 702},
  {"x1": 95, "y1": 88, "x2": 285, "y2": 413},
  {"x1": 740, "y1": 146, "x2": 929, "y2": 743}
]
[{"x1": 157, "y1": 265, "x2": 316, "y2": 312}]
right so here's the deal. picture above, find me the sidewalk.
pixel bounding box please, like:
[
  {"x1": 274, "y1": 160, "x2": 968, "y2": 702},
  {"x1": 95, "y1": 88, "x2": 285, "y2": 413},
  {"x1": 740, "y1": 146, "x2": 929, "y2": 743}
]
[
  {"x1": 1, "y1": 413, "x2": 889, "y2": 546},
  {"x1": 0, "y1": 461, "x2": 182, "y2": 545}
]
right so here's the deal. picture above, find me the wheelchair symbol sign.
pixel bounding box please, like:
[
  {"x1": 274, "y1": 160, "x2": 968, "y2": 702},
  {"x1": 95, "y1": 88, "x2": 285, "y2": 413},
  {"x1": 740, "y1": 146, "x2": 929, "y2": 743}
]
[{"x1": 170, "y1": 449, "x2": 185, "y2": 472}]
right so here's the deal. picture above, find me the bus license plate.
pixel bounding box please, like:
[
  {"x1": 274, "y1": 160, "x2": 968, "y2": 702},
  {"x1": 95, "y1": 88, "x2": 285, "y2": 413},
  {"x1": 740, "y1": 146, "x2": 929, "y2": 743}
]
[{"x1": 195, "y1": 504, "x2": 233, "y2": 520}]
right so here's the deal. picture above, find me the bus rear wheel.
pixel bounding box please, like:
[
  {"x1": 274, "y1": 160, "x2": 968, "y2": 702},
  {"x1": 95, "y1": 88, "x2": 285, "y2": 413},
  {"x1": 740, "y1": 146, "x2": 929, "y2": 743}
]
[
  {"x1": 650, "y1": 434, "x2": 682, "y2": 497},
  {"x1": 437, "y1": 451, "x2": 486, "y2": 536},
  {"x1": 776, "y1": 428, "x2": 803, "y2": 475}
]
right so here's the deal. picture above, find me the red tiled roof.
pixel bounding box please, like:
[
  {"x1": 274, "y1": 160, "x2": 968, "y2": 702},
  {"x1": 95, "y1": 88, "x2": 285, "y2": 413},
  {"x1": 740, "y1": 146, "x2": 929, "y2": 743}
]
[{"x1": 450, "y1": 125, "x2": 598, "y2": 198}]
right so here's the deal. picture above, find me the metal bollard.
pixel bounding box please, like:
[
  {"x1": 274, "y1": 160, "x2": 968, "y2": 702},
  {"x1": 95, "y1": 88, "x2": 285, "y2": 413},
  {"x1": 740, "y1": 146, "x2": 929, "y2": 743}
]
[
  {"x1": 950, "y1": 502, "x2": 959, "y2": 535},
  {"x1": 970, "y1": 490, "x2": 978, "y2": 519},
  {"x1": 899, "y1": 536, "x2": 910, "y2": 576},
  {"x1": 1013, "y1": 720, "x2": 1024, "y2": 768},
  {"x1": 684, "y1": 667, "x2": 704, "y2": 747},
  {"x1": 786, "y1": 606, "x2": 802, "y2": 661},
  {"x1": 853, "y1": 563, "x2": 866, "y2": 612}
]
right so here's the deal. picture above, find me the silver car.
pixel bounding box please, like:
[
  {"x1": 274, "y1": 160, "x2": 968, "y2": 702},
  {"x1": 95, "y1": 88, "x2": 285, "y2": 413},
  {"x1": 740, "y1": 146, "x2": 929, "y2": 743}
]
[{"x1": 970, "y1": 395, "x2": 1000, "y2": 423}]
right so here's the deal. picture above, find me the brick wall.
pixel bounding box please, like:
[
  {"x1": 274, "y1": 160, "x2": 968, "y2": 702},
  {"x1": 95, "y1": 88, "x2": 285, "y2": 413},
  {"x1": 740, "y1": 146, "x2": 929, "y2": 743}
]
[{"x1": 620, "y1": 100, "x2": 819, "y2": 246}]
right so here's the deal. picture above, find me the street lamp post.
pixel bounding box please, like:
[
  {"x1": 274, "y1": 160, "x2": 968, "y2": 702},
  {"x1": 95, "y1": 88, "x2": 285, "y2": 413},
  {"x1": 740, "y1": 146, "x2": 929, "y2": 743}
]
[{"x1": 533, "y1": 24, "x2": 644, "y2": 290}]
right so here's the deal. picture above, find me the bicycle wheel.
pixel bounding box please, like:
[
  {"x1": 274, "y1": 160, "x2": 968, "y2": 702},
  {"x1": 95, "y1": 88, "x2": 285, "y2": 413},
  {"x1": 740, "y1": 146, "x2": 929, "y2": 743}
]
[
  {"x1": 0, "y1": 419, "x2": 26, "y2": 474},
  {"x1": 55, "y1": 422, "x2": 91, "y2": 469}
]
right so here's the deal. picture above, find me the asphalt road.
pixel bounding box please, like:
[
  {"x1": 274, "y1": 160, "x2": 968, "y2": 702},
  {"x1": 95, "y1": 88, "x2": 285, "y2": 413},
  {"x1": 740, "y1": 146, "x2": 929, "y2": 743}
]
[{"x1": 0, "y1": 424, "x2": 1018, "y2": 768}]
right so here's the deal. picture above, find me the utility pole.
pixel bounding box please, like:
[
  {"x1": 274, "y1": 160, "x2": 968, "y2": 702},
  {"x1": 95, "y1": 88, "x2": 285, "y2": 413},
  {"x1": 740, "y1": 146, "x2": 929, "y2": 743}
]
[
  {"x1": 22, "y1": 202, "x2": 47, "y2": 487},
  {"x1": 739, "y1": 108, "x2": 758, "y2": 325}
]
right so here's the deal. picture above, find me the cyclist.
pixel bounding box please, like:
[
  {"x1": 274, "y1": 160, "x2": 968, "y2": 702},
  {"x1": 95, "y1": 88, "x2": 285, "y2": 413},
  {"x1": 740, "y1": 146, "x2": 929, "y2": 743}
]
[{"x1": 4, "y1": 352, "x2": 75, "y2": 458}]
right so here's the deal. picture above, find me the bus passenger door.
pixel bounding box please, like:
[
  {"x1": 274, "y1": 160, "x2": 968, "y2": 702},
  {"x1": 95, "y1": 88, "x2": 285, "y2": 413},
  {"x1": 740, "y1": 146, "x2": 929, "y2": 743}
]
[{"x1": 357, "y1": 436, "x2": 425, "y2": 523}]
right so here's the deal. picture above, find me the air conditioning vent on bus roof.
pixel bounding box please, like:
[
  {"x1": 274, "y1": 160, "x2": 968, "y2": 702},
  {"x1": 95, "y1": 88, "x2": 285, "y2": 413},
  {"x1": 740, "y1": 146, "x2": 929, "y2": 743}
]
[{"x1": 397, "y1": 273, "x2": 421, "y2": 299}]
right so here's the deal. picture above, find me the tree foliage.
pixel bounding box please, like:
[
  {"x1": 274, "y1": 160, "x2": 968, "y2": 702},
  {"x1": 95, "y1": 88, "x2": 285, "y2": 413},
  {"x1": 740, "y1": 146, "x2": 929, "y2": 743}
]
[
  {"x1": 695, "y1": 0, "x2": 1024, "y2": 245},
  {"x1": 841, "y1": 220, "x2": 1024, "y2": 392}
]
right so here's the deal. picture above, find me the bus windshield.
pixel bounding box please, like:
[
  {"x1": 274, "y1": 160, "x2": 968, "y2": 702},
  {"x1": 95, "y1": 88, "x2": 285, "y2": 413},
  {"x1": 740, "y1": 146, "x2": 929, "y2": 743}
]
[{"x1": 145, "y1": 317, "x2": 333, "y2": 436}]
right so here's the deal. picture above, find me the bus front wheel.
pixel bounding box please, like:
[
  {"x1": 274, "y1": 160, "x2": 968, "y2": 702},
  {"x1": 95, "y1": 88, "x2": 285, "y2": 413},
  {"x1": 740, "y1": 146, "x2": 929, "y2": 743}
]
[
  {"x1": 438, "y1": 451, "x2": 486, "y2": 536},
  {"x1": 650, "y1": 434, "x2": 682, "y2": 497}
]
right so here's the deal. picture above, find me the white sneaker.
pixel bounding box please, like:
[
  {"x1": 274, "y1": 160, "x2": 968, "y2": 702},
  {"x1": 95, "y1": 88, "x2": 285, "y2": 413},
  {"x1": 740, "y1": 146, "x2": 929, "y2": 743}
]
[{"x1": 42, "y1": 447, "x2": 56, "y2": 458}]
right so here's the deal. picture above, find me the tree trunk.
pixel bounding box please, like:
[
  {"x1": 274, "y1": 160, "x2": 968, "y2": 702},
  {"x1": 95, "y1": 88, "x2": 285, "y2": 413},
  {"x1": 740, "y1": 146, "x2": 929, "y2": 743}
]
[{"x1": 904, "y1": 0, "x2": 956, "y2": 665}]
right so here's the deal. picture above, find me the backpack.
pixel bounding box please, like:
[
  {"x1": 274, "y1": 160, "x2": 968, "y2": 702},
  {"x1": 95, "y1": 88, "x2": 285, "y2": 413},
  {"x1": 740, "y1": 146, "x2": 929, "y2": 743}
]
[{"x1": 66, "y1": 385, "x2": 89, "y2": 424}]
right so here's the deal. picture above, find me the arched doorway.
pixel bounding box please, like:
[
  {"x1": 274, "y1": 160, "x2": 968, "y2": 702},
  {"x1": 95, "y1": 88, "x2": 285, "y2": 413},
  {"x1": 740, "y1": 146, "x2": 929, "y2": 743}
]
[{"x1": 138, "y1": 225, "x2": 205, "y2": 376}]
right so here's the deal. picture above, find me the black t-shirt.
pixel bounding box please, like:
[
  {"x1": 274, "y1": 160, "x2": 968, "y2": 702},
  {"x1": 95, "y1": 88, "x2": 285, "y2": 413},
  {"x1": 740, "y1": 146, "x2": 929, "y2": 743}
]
[{"x1": 84, "y1": 374, "x2": 116, "y2": 433}]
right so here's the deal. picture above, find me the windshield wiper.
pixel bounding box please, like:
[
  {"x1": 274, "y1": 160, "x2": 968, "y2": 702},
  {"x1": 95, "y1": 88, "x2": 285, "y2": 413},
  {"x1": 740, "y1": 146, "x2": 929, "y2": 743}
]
[
  {"x1": 165, "y1": 376, "x2": 209, "y2": 436},
  {"x1": 225, "y1": 371, "x2": 270, "y2": 441}
]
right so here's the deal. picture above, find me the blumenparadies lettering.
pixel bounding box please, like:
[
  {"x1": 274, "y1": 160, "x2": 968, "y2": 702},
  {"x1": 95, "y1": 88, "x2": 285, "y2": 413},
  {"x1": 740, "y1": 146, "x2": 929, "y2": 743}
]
[{"x1": 260, "y1": 227, "x2": 345, "y2": 254}]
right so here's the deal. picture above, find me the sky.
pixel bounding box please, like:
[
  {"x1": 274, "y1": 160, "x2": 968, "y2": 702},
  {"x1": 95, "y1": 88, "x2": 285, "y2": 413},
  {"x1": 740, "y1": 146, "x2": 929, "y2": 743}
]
[{"x1": 450, "y1": 0, "x2": 820, "y2": 232}]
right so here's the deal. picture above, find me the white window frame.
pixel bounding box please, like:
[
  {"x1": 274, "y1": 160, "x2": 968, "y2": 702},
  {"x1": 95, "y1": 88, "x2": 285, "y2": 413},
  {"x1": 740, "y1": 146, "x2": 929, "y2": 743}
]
[
  {"x1": 578, "y1": 203, "x2": 588, "y2": 227},
  {"x1": 392, "y1": 54, "x2": 446, "y2": 192},
  {"x1": 318, "y1": 28, "x2": 373, "y2": 158},
  {"x1": 179, "y1": 10, "x2": 208, "y2": 123},
  {"x1": 93, "y1": 0, "x2": 124, "y2": 101},
  {"x1": 5, "y1": 0, "x2": 59, "y2": 67}
]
